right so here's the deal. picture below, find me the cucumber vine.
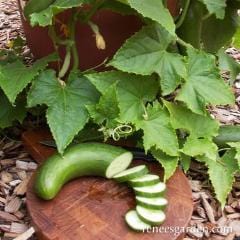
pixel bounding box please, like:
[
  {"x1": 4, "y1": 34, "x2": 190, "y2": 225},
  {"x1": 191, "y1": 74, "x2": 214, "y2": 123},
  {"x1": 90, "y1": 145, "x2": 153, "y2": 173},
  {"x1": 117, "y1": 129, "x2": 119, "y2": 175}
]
[{"x1": 1, "y1": 0, "x2": 240, "y2": 207}]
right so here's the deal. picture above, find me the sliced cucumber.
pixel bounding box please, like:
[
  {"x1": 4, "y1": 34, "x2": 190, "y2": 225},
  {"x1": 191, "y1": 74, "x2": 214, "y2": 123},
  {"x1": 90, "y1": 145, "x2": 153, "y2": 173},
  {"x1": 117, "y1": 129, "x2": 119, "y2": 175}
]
[
  {"x1": 34, "y1": 143, "x2": 132, "y2": 200},
  {"x1": 113, "y1": 165, "x2": 148, "y2": 182},
  {"x1": 134, "y1": 182, "x2": 166, "y2": 198},
  {"x1": 125, "y1": 209, "x2": 151, "y2": 231},
  {"x1": 136, "y1": 205, "x2": 166, "y2": 226},
  {"x1": 129, "y1": 174, "x2": 160, "y2": 187},
  {"x1": 106, "y1": 152, "x2": 133, "y2": 178},
  {"x1": 136, "y1": 196, "x2": 168, "y2": 210}
]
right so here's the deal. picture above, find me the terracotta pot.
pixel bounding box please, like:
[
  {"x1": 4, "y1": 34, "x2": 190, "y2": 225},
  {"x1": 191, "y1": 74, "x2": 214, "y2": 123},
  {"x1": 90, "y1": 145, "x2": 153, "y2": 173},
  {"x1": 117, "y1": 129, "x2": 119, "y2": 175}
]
[{"x1": 18, "y1": 0, "x2": 179, "y2": 71}]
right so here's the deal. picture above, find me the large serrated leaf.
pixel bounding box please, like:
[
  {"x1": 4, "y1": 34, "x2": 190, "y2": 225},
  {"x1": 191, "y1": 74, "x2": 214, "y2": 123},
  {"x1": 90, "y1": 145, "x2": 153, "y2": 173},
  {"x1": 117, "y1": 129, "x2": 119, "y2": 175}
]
[
  {"x1": 0, "y1": 90, "x2": 26, "y2": 129},
  {"x1": 182, "y1": 137, "x2": 218, "y2": 161},
  {"x1": 0, "y1": 54, "x2": 57, "y2": 104},
  {"x1": 86, "y1": 71, "x2": 159, "y2": 123},
  {"x1": 29, "y1": 0, "x2": 86, "y2": 27},
  {"x1": 202, "y1": 5, "x2": 239, "y2": 53},
  {"x1": 87, "y1": 83, "x2": 119, "y2": 128},
  {"x1": 128, "y1": 0, "x2": 175, "y2": 35},
  {"x1": 227, "y1": 142, "x2": 240, "y2": 169},
  {"x1": 110, "y1": 24, "x2": 185, "y2": 95},
  {"x1": 218, "y1": 49, "x2": 240, "y2": 85},
  {"x1": 201, "y1": 0, "x2": 227, "y2": 19},
  {"x1": 135, "y1": 102, "x2": 179, "y2": 156},
  {"x1": 28, "y1": 70, "x2": 99, "y2": 154},
  {"x1": 176, "y1": 48, "x2": 234, "y2": 115},
  {"x1": 200, "y1": 149, "x2": 238, "y2": 207},
  {"x1": 151, "y1": 149, "x2": 179, "y2": 181},
  {"x1": 164, "y1": 101, "x2": 219, "y2": 138}
]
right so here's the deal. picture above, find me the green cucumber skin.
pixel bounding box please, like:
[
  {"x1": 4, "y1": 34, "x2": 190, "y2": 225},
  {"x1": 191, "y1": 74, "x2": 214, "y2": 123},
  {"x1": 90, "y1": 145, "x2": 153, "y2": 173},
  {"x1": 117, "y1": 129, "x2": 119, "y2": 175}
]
[
  {"x1": 128, "y1": 177, "x2": 159, "y2": 188},
  {"x1": 136, "y1": 199, "x2": 167, "y2": 211},
  {"x1": 214, "y1": 125, "x2": 240, "y2": 147},
  {"x1": 34, "y1": 143, "x2": 129, "y2": 200},
  {"x1": 24, "y1": 0, "x2": 55, "y2": 18},
  {"x1": 136, "y1": 206, "x2": 165, "y2": 226},
  {"x1": 134, "y1": 190, "x2": 166, "y2": 198},
  {"x1": 137, "y1": 213, "x2": 165, "y2": 226}
]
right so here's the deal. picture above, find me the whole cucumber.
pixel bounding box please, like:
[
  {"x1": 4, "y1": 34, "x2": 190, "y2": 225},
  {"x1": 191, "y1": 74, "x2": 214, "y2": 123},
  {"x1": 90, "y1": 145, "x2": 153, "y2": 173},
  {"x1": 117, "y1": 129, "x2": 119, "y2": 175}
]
[
  {"x1": 34, "y1": 143, "x2": 132, "y2": 200},
  {"x1": 24, "y1": 0, "x2": 55, "y2": 18}
]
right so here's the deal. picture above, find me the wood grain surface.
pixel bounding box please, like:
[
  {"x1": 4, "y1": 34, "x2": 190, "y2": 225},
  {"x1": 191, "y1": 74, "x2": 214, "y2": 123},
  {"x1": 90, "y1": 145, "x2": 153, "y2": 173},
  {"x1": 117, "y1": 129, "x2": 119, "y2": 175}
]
[{"x1": 22, "y1": 130, "x2": 193, "y2": 240}]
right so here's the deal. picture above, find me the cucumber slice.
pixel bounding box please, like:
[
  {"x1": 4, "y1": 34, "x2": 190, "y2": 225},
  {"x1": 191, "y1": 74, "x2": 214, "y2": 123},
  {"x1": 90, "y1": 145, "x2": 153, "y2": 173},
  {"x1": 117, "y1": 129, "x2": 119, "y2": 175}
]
[
  {"x1": 125, "y1": 209, "x2": 151, "y2": 231},
  {"x1": 129, "y1": 174, "x2": 160, "y2": 187},
  {"x1": 134, "y1": 182, "x2": 166, "y2": 198},
  {"x1": 136, "y1": 196, "x2": 168, "y2": 210},
  {"x1": 106, "y1": 152, "x2": 133, "y2": 178},
  {"x1": 136, "y1": 205, "x2": 166, "y2": 226},
  {"x1": 113, "y1": 165, "x2": 148, "y2": 182}
]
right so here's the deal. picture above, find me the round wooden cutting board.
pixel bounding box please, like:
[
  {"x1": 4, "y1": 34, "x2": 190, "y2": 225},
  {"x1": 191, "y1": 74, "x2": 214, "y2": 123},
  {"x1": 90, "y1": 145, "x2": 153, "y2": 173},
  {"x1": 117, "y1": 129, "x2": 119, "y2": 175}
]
[{"x1": 22, "y1": 130, "x2": 193, "y2": 240}]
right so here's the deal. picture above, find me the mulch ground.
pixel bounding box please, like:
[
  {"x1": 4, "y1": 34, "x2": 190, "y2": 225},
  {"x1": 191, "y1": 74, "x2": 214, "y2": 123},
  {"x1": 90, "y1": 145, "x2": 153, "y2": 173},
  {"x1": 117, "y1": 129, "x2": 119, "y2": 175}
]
[{"x1": 0, "y1": 0, "x2": 240, "y2": 240}]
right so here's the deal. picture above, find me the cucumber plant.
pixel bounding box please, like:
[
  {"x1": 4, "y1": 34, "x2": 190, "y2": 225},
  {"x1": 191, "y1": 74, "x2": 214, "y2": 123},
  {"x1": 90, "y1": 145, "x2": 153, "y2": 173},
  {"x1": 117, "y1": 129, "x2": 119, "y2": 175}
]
[{"x1": 0, "y1": 0, "x2": 240, "y2": 207}]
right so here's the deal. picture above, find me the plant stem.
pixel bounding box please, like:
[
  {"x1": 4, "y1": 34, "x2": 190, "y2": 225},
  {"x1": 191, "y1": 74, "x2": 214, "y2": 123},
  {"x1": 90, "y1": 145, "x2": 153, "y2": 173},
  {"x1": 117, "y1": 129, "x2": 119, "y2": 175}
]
[
  {"x1": 83, "y1": 0, "x2": 106, "y2": 23},
  {"x1": 176, "y1": 0, "x2": 190, "y2": 29},
  {"x1": 58, "y1": 46, "x2": 71, "y2": 79},
  {"x1": 142, "y1": 102, "x2": 148, "y2": 120},
  {"x1": 176, "y1": 37, "x2": 193, "y2": 49},
  {"x1": 202, "y1": 12, "x2": 212, "y2": 21},
  {"x1": 48, "y1": 25, "x2": 73, "y2": 46},
  {"x1": 69, "y1": 11, "x2": 79, "y2": 71}
]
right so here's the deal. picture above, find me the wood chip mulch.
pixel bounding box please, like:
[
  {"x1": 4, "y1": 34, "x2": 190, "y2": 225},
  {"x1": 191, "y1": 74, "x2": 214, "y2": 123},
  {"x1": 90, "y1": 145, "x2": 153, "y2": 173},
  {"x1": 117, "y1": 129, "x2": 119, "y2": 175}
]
[
  {"x1": 0, "y1": 0, "x2": 240, "y2": 240},
  {"x1": 0, "y1": 137, "x2": 37, "y2": 240}
]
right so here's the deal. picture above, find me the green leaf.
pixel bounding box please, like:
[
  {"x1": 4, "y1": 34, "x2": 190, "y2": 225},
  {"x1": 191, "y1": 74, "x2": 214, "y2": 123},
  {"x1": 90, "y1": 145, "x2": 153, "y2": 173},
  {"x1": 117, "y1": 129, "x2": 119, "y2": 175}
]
[
  {"x1": 180, "y1": 153, "x2": 191, "y2": 173},
  {"x1": 135, "y1": 102, "x2": 179, "y2": 156},
  {"x1": 201, "y1": 0, "x2": 227, "y2": 19},
  {"x1": 202, "y1": 5, "x2": 239, "y2": 53},
  {"x1": 86, "y1": 71, "x2": 159, "y2": 123},
  {"x1": 151, "y1": 149, "x2": 179, "y2": 181},
  {"x1": 182, "y1": 137, "x2": 218, "y2": 160},
  {"x1": 0, "y1": 54, "x2": 58, "y2": 104},
  {"x1": 233, "y1": 28, "x2": 240, "y2": 49},
  {"x1": 116, "y1": 76, "x2": 158, "y2": 123},
  {"x1": 128, "y1": 0, "x2": 175, "y2": 35},
  {"x1": 0, "y1": 90, "x2": 26, "y2": 129},
  {"x1": 218, "y1": 49, "x2": 240, "y2": 85},
  {"x1": 100, "y1": 0, "x2": 136, "y2": 15},
  {"x1": 176, "y1": 48, "x2": 235, "y2": 115},
  {"x1": 201, "y1": 149, "x2": 238, "y2": 207},
  {"x1": 30, "y1": 0, "x2": 86, "y2": 27},
  {"x1": 227, "y1": 142, "x2": 240, "y2": 169},
  {"x1": 110, "y1": 24, "x2": 186, "y2": 95},
  {"x1": 164, "y1": 101, "x2": 219, "y2": 138},
  {"x1": 87, "y1": 83, "x2": 119, "y2": 127},
  {"x1": 28, "y1": 70, "x2": 99, "y2": 154}
]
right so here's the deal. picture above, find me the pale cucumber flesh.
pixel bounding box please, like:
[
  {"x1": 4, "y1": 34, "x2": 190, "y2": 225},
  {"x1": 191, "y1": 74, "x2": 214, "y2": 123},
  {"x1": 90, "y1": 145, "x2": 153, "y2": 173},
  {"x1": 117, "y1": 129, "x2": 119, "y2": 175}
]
[
  {"x1": 136, "y1": 196, "x2": 168, "y2": 210},
  {"x1": 105, "y1": 152, "x2": 133, "y2": 178},
  {"x1": 134, "y1": 182, "x2": 166, "y2": 197},
  {"x1": 113, "y1": 165, "x2": 148, "y2": 182},
  {"x1": 125, "y1": 209, "x2": 151, "y2": 231},
  {"x1": 129, "y1": 174, "x2": 160, "y2": 187},
  {"x1": 136, "y1": 205, "x2": 166, "y2": 225}
]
